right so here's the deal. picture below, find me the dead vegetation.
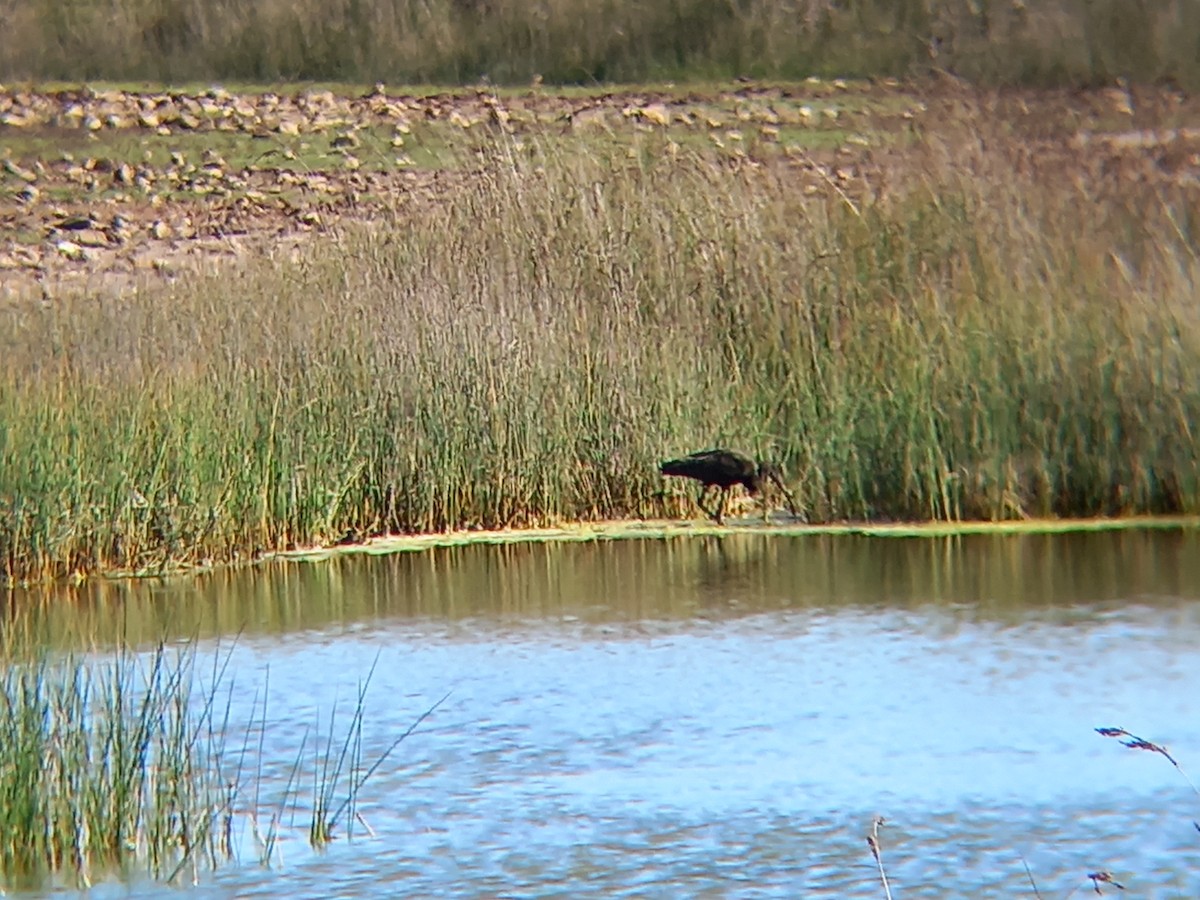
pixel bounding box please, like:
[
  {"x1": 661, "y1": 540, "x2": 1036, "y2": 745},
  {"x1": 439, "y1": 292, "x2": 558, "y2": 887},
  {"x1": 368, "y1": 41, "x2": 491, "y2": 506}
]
[{"x1": 2, "y1": 0, "x2": 1197, "y2": 89}]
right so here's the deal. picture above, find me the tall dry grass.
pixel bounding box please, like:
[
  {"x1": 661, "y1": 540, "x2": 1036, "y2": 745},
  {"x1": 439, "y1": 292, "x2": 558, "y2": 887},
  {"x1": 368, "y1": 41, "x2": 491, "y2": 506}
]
[
  {"x1": 2, "y1": 124, "x2": 1199, "y2": 583},
  {"x1": 0, "y1": 0, "x2": 1197, "y2": 88}
]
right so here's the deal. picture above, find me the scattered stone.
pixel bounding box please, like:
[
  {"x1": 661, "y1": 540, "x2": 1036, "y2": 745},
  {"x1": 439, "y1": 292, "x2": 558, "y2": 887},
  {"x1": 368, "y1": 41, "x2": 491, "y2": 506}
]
[
  {"x1": 53, "y1": 214, "x2": 95, "y2": 231},
  {"x1": 109, "y1": 214, "x2": 130, "y2": 241},
  {"x1": 1, "y1": 80, "x2": 1195, "y2": 300},
  {"x1": 55, "y1": 240, "x2": 87, "y2": 261},
  {"x1": 639, "y1": 103, "x2": 670, "y2": 126},
  {"x1": 570, "y1": 107, "x2": 612, "y2": 132},
  {"x1": 3, "y1": 159, "x2": 37, "y2": 182},
  {"x1": 75, "y1": 228, "x2": 110, "y2": 248},
  {"x1": 11, "y1": 246, "x2": 42, "y2": 267}
]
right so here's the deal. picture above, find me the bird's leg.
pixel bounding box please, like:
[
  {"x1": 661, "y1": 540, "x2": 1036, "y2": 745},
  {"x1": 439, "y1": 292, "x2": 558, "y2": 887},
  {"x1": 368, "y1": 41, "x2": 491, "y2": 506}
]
[
  {"x1": 767, "y1": 470, "x2": 803, "y2": 521},
  {"x1": 695, "y1": 485, "x2": 714, "y2": 520},
  {"x1": 712, "y1": 488, "x2": 728, "y2": 525}
]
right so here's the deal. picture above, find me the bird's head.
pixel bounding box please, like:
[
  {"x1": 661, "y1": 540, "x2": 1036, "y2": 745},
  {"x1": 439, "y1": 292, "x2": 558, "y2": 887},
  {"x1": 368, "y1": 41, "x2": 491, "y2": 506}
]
[
  {"x1": 748, "y1": 462, "x2": 780, "y2": 495},
  {"x1": 754, "y1": 461, "x2": 802, "y2": 518}
]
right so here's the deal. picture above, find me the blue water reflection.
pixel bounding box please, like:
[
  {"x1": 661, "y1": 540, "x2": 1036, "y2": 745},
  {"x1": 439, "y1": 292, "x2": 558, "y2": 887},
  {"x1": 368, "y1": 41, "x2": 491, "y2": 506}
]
[{"x1": 22, "y1": 531, "x2": 1200, "y2": 897}]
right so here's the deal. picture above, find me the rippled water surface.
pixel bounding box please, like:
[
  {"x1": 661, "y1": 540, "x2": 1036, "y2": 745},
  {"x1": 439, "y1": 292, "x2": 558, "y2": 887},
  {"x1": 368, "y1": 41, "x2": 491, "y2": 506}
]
[{"x1": 12, "y1": 529, "x2": 1200, "y2": 897}]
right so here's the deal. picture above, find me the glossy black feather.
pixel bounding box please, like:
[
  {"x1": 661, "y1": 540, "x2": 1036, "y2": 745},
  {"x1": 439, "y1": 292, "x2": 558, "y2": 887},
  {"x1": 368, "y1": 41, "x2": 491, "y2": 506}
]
[{"x1": 659, "y1": 448, "x2": 764, "y2": 494}]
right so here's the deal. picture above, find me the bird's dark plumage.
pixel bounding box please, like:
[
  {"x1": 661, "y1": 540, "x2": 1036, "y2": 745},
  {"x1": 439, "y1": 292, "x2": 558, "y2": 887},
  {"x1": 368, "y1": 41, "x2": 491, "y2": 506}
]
[
  {"x1": 660, "y1": 448, "x2": 764, "y2": 493},
  {"x1": 659, "y1": 448, "x2": 796, "y2": 524}
]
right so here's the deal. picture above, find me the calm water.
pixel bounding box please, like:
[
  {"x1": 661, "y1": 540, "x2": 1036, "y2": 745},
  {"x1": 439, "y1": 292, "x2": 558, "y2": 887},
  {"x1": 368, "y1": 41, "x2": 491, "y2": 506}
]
[{"x1": 8, "y1": 529, "x2": 1200, "y2": 897}]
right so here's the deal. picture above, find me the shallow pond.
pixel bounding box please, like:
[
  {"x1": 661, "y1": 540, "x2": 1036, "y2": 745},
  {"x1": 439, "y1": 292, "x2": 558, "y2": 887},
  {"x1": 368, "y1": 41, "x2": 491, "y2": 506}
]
[{"x1": 9, "y1": 528, "x2": 1200, "y2": 897}]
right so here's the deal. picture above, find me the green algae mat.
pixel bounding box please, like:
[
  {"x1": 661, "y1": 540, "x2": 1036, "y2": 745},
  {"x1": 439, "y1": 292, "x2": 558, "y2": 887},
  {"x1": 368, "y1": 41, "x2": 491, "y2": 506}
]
[{"x1": 276, "y1": 516, "x2": 1200, "y2": 564}]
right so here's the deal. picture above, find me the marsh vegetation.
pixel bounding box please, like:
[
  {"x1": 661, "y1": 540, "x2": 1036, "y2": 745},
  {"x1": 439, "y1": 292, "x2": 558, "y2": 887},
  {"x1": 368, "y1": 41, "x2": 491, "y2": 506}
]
[
  {"x1": 2, "y1": 3, "x2": 1198, "y2": 894},
  {"x1": 2, "y1": 0, "x2": 1198, "y2": 88},
  {"x1": 0, "y1": 623, "x2": 431, "y2": 889},
  {"x1": 2, "y1": 87, "x2": 1198, "y2": 583}
]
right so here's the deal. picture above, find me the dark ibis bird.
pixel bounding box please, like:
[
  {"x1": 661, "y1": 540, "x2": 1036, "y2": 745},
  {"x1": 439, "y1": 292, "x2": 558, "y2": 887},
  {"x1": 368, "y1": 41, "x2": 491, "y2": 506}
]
[{"x1": 659, "y1": 448, "x2": 798, "y2": 524}]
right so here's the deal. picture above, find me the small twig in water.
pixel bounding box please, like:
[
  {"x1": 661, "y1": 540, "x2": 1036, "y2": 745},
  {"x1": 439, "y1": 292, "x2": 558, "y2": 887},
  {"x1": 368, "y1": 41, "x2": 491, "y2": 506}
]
[
  {"x1": 1019, "y1": 853, "x2": 1044, "y2": 899},
  {"x1": 355, "y1": 811, "x2": 377, "y2": 838},
  {"x1": 1096, "y1": 726, "x2": 1200, "y2": 831},
  {"x1": 866, "y1": 816, "x2": 893, "y2": 900},
  {"x1": 1087, "y1": 870, "x2": 1125, "y2": 893},
  {"x1": 324, "y1": 689, "x2": 452, "y2": 836},
  {"x1": 1096, "y1": 727, "x2": 1183, "y2": 774}
]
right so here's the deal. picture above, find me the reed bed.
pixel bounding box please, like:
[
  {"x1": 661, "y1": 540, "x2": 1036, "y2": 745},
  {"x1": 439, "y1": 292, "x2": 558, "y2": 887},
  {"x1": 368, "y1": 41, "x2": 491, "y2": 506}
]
[
  {"x1": 2, "y1": 122, "x2": 1199, "y2": 583},
  {"x1": 0, "y1": 642, "x2": 228, "y2": 887},
  {"x1": 0, "y1": 628, "x2": 430, "y2": 887},
  {"x1": 1, "y1": 0, "x2": 1197, "y2": 89}
]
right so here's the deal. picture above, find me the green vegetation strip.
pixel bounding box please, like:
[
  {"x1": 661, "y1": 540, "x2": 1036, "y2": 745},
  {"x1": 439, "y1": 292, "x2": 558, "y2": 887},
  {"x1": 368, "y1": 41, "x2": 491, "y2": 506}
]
[
  {"x1": 3, "y1": 117, "x2": 1199, "y2": 585},
  {"x1": 2, "y1": 0, "x2": 1196, "y2": 89},
  {"x1": 279, "y1": 516, "x2": 1200, "y2": 563}
]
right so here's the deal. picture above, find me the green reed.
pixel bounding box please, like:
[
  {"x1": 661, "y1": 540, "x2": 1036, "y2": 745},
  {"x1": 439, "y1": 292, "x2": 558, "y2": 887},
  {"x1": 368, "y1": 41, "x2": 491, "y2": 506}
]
[
  {"x1": 1, "y1": 0, "x2": 1197, "y2": 89},
  {"x1": 0, "y1": 625, "x2": 431, "y2": 885},
  {"x1": 2, "y1": 126, "x2": 1199, "y2": 583},
  {"x1": 0, "y1": 641, "x2": 229, "y2": 887}
]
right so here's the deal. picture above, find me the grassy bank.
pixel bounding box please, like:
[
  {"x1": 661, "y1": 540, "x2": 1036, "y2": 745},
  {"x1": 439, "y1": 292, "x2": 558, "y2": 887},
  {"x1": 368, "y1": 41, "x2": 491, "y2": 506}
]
[
  {"x1": 2, "y1": 117, "x2": 1199, "y2": 583},
  {"x1": 1, "y1": 0, "x2": 1198, "y2": 88}
]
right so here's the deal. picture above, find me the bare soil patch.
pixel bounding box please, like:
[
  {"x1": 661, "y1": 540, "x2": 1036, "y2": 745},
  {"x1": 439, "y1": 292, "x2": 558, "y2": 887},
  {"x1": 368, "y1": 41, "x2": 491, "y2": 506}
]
[{"x1": 3, "y1": 78, "x2": 1199, "y2": 299}]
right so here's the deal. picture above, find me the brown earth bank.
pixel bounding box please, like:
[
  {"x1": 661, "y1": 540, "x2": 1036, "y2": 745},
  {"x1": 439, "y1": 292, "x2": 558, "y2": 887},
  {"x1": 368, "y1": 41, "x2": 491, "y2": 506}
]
[{"x1": 3, "y1": 77, "x2": 1199, "y2": 299}]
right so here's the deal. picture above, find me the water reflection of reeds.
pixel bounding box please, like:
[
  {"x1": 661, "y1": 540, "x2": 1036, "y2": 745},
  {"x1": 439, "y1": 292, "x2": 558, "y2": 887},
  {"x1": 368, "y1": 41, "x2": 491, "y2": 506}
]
[{"x1": 5, "y1": 529, "x2": 1198, "y2": 653}]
